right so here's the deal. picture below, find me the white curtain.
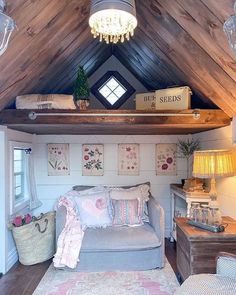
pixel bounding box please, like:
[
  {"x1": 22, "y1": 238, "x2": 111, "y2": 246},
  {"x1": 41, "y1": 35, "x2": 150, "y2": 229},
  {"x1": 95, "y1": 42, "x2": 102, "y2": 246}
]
[{"x1": 25, "y1": 149, "x2": 42, "y2": 210}]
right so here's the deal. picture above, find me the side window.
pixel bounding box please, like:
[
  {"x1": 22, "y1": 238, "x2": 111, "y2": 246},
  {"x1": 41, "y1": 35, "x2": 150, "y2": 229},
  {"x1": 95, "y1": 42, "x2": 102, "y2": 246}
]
[
  {"x1": 10, "y1": 142, "x2": 31, "y2": 214},
  {"x1": 13, "y1": 149, "x2": 26, "y2": 204}
]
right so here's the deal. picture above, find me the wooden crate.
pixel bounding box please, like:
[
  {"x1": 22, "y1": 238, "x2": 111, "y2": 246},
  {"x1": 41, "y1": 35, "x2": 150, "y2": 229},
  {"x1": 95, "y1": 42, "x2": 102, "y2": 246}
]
[
  {"x1": 155, "y1": 86, "x2": 192, "y2": 110},
  {"x1": 135, "y1": 92, "x2": 156, "y2": 110}
]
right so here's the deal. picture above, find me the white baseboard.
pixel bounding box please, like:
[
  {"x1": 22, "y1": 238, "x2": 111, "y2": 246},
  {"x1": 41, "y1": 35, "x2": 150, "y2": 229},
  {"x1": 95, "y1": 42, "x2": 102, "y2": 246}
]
[{"x1": 7, "y1": 247, "x2": 18, "y2": 272}]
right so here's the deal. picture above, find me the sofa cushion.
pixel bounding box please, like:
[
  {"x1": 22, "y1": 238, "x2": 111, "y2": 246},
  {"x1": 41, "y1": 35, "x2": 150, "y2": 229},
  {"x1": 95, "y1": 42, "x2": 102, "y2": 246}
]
[
  {"x1": 110, "y1": 183, "x2": 150, "y2": 222},
  {"x1": 75, "y1": 191, "x2": 112, "y2": 228},
  {"x1": 112, "y1": 199, "x2": 143, "y2": 226},
  {"x1": 81, "y1": 223, "x2": 161, "y2": 252}
]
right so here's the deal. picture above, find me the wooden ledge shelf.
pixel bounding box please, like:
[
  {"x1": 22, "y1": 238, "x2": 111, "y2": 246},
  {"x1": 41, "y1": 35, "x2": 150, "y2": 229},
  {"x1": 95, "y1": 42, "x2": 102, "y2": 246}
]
[{"x1": 0, "y1": 109, "x2": 231, "y2": 135}]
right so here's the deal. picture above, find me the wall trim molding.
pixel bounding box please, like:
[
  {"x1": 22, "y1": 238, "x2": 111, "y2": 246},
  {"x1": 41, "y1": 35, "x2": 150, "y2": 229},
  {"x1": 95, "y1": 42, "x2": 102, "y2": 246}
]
[{"x1": 7, "y1": 247, "x2": 18, "y2": 272}]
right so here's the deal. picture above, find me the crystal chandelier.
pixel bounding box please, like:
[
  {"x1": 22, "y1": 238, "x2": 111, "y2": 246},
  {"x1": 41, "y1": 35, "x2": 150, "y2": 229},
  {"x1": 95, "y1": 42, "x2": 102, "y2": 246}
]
[
  {"x1": 89, "y1": 0, "x2": 138, "y2": 44},
  {"x1": 0, "y1": 0, "x2": 15, "y2": 56},
  {"x1": 223, "y1": 1, "x2": 236, "y2": 54}
]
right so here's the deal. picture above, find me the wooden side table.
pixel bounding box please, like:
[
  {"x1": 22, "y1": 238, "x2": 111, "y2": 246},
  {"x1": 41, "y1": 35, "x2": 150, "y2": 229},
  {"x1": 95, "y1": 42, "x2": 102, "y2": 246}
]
[
  {"x1": 175, "y1": 217, "x2": 236, "y2": 281},
  {"x1": 170, "y1": 184, "x2": 210, "y2": 241}
]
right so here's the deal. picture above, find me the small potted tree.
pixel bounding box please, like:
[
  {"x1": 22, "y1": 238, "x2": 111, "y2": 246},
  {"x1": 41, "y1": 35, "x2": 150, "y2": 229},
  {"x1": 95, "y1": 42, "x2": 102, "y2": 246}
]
[
  {"x1": 177, "y1": 138, "x2": 200, "y2": 188},
  {"x1": 74, "y1": 66, "x2": 90, "y2": 110}
]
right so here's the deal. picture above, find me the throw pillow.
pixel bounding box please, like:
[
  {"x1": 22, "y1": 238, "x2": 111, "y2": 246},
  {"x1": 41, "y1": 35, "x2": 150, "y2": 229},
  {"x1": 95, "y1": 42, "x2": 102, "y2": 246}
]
[
  {"x1": 110, "y1": 184, "x2": 150, "y2": 201},
  {"x1": 75, "y1": 191, "x2": 112, "y2": 228},
  {"x1": 73, "y1": 185, "x2": 109, "y2": 196},
  {"x1": 112, "y1": 199, "x2": 143, "y2": 226},
  {"x1": 110, "y1": 184, "x2": 150, "y2": 222}
]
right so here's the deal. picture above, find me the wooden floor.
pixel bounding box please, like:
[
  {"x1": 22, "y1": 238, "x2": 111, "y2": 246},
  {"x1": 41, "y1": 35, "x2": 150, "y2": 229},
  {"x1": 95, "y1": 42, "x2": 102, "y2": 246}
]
[{"x1": 0, "y1": 239, "x2": 177, "y2": 295}]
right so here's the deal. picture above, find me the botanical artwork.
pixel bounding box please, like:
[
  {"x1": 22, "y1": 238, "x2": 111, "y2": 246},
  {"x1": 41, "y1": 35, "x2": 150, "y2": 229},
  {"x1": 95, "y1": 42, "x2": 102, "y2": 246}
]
[
  {"x1": 118, "y1": 144, "x2": 139, "y2": 175},
  {"x1": 156, "y1": 143, "x2": 177, "y2": 176},
  {"x1": 82, "y1": 144, "x2": 104, "y2": 176},
  {"x1": 48, "y1": 144, "x2": 70, "y2": 176}
]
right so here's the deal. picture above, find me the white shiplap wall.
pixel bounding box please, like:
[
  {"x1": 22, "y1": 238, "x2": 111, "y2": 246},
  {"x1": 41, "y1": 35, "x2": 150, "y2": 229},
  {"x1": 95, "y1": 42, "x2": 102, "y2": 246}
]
[
  {"x1": 193, "y1": 124, "x2": 236, "y2": 219},
  {"x1": 33, "y1": 134, "x2": 190, "y2": 237}
]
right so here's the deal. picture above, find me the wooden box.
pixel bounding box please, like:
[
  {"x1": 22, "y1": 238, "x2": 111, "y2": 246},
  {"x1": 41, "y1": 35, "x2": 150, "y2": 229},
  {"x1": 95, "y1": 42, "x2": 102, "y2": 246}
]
[
  {"x1": 155, "y1": 86, "x2": 192, "y2": 110},
  {"x1": 135, "y1": 92, "x2": 156, "y2": 110}
]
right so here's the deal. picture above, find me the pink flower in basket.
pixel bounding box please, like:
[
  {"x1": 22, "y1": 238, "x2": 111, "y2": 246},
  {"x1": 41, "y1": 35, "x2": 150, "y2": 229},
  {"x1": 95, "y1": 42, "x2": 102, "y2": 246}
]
[
  {"x1": 12, "y1": 213, "x2": 33, "y2": 227},
  {"x1": 13, "y1": 216, "x2": 23, "y2": 227},
  {"x1": 25, "y1": 213, "x2": 32, "y2": 224}
]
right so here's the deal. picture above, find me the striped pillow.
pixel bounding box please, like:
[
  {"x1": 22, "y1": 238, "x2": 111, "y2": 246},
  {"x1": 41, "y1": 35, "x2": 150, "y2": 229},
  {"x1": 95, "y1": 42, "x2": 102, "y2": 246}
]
[{"x1": 112, "y1": 199, "x2": 143, "y2": 226}]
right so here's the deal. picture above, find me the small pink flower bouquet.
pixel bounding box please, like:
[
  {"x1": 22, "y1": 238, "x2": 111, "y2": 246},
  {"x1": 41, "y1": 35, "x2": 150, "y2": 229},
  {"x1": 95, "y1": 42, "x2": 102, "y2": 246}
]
[{"x1": 12, "y1": 213, "x2": 33, "y2": 227}]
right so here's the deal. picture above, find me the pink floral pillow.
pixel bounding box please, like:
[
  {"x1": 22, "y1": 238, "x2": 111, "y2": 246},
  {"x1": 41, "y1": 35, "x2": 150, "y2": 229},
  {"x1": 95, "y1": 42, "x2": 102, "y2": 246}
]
[
  {"x1": 75, "y1": 191, "x2": 112, "y2": 228},
  {"x1": 112, "y1": 199, "x2": 143, "y2": 226}
]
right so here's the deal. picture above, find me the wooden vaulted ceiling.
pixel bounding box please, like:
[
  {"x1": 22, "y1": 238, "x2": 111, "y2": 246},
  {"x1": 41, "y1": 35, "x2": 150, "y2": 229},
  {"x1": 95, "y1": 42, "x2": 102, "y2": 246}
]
[{"x1": 0, "y1": 0, "x2": 236, "y2": 117}]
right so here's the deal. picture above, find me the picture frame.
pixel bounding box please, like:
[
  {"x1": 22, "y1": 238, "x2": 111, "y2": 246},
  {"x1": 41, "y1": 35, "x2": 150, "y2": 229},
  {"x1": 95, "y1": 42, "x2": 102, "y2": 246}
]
[
  {"x1": 156, "y1": 143, "x2": 177, "y2": 176},
  {"x1": 82, "y1": 144, "x2": 104, "y2": 176},
  {"x1": 47, "y1": 143, "x2": 70, "y2": 176},
  {"x1": 118, "y1": 143, "x2": 139, "y2": 175}
]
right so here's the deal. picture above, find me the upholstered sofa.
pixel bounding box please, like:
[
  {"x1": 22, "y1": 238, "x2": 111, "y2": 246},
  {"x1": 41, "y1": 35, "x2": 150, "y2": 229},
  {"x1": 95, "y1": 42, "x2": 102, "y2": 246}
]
[
  {"x1": 56, "y1": 185, "x2": 165, "y2": 272},
  {"x1": 176, "y1": 252, "x2": 236, "y2": 295}
]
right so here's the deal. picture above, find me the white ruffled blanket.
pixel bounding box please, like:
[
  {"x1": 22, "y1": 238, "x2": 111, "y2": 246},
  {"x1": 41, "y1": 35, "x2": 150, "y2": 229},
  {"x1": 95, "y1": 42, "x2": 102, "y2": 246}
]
[{"x1": 53, "y1": 191, "x2": 84, "y2": 269}]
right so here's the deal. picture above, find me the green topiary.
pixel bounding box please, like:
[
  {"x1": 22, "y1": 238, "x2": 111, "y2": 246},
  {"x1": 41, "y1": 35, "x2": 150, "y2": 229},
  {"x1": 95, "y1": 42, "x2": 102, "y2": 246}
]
[
  {"x1": 177, "y1": 138, "x2": 200, "y2": 178},
  {"x1": 74, "y1": 66, "x2": 90, "y2": 101}
]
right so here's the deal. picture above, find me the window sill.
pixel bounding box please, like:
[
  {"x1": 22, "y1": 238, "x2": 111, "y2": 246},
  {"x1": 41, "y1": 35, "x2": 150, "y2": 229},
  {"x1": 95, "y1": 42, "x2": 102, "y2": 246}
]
[{"x1": 11, "y1": 200, "x2": 30, "y2": 216}]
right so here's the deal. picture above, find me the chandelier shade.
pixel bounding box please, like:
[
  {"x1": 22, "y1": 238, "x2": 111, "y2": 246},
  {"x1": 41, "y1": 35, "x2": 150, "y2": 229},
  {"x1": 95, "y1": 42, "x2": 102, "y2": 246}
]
[
  {"x1": 223, "y1": 1, "x2": 236, "y2": 54},
  {"x1": 89, "y1": 0, "x2": 138, "y2": 44},
  {"x1": 0, "y1": 0, "x2": 16, "y2": 56}
]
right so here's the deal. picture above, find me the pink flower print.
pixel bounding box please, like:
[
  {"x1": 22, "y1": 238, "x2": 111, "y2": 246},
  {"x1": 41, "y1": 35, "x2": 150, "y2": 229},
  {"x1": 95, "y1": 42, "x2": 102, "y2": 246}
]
[
  {"x1": 84, "y1": 148, "x2": 89, "y2": 152},
  {"x1": 126, "y1": 147, "x2": 131, "y2": 152},
  {"x1": 166, "y1": 157, "x2": 173, "y2": 164},
  {"x1": 13, "y1": 216, "x2": 23, "y2": 227},
  {"x1": 84, "y1": 155, "x2": 89, "y2": 161},
  {"x1": 162, "y1": 164, "x2": 168, "y2": 170},
  {"x1": 95, "y1": 198, "x2": 106, "y2": 210},
  {"x1": 25, "y1": 214, "x2": 32, "y2": 224}
]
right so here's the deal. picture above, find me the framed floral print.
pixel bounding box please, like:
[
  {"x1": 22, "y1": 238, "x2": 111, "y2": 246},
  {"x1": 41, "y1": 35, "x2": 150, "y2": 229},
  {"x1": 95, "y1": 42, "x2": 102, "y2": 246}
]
[
  {"x1": 48, "y1": 143, "x2": 70, "y2": 176},
  {"x1": 156, "y1": 143, "x2": 177, "y2": 175},
  {"x1": 118, "y1": 144, "x2": 139, "y2": 175},
  {"x1": 82, "y1": 144, "x2": 104, "y2": 176}
]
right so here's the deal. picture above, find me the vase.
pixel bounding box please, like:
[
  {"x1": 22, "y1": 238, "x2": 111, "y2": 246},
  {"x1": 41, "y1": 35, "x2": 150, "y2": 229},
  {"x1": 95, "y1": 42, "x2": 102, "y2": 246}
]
[{"x1": 76, "y1": 99, "x2": 90, "y2": 110}]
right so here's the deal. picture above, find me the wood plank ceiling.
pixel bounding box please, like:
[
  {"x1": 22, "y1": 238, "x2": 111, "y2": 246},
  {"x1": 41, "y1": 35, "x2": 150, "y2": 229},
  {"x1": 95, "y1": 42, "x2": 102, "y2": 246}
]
[{"x1": 0, "y1": 0, "x2": 235, "y2": 116}]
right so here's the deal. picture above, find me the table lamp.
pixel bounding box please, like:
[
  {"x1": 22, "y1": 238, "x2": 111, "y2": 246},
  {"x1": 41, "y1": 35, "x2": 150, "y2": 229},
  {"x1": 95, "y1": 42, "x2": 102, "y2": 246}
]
[{"x1": 192, "y1": 149, "x2": 236, "y2": 208}]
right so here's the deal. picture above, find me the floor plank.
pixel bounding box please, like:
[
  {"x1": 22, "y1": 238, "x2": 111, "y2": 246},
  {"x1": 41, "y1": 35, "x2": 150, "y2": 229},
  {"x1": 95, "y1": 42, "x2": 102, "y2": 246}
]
[{"x1": 0, "y1": 239, "x2": 177, "y2": 295}]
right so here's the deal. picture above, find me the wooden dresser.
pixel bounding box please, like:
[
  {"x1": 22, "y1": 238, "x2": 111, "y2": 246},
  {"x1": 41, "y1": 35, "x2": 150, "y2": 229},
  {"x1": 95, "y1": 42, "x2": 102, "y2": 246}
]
[{"x1": 175, "y1": 217, "x2": 236, "y2": 281}]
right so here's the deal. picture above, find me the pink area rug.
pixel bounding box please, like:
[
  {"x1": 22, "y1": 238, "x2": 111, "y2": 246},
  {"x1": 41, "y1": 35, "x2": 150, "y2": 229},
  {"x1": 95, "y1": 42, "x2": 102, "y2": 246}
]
[{"x1": 33, "y1": 259, "x2": 179, "y2": 295}]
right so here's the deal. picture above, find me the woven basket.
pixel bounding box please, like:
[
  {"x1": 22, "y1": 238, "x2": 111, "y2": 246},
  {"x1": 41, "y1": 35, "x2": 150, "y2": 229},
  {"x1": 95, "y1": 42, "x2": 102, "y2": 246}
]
[{"x1": 11, "y1": 211, "x2": 56, "y2": 265}]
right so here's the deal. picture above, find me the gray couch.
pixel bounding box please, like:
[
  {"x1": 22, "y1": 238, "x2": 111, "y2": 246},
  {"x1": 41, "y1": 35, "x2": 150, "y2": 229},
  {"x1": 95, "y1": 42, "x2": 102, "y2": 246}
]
[{"x1": 56, "y1": 196, "x2": 165, "y2": 271}]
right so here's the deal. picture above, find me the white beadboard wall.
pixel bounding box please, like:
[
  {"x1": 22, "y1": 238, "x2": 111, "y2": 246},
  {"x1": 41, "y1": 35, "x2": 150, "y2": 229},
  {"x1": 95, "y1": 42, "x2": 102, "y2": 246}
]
[
  {"x1": 33, "y1": 134, "x2": 190, "y2": 237},
  {"x1": 193, "y1": 124, "x2": 236, "y2": 219}
]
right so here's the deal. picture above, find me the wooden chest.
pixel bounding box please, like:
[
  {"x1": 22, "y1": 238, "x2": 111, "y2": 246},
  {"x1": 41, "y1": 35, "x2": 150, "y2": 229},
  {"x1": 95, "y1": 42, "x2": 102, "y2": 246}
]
[{"x1": 175, "y1": 217, "x2": 236, "y2": 281}]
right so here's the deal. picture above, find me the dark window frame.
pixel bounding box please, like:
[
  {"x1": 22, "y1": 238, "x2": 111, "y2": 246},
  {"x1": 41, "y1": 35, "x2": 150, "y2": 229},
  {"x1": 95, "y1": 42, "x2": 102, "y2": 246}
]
[{"x1": 91, "y1": 71, "x2": 135, "y2": 109}]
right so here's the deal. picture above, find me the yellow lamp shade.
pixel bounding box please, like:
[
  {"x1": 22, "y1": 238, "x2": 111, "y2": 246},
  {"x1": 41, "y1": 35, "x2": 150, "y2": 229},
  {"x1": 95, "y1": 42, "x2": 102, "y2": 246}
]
[{"x1": 193, "y1": 149, "x2": 236, "y2": 179}]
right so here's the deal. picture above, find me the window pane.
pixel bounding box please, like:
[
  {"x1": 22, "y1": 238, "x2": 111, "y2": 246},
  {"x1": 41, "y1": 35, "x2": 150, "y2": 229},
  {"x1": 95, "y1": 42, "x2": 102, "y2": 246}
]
[
  {"x1": 15, "y1": 175, "x2": 22, "y2": 186},
  {"x1": 15, "y1": 186, "x2": 22, "y2": 197},
  {"x1": 106, "y1": 93, "x2": 119, "y2": 105},
  {"x1": 106, "y1": 77, "x2": 119, "y2": 91},
  {"x1": 99, "y1": 85, "x2": 112, "y2": 98},
  {"x1": 14, "y1": 149, "x2": 23, "y2": 161},
  {"x1": 14, "y1": 160, "x2": 22, "y2": 173},
  {"x1": 113, "y1": 85, "x2": 126, "y2": 98}
]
